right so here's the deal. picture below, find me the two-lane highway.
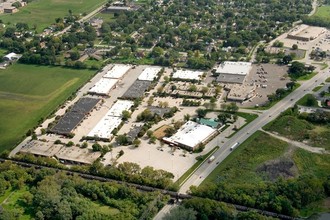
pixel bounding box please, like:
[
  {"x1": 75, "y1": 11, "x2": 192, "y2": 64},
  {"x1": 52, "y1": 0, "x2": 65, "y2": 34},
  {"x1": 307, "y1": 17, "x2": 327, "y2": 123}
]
[{"x1": 179, "y1": 66, "x2": 330, "y2": 193}]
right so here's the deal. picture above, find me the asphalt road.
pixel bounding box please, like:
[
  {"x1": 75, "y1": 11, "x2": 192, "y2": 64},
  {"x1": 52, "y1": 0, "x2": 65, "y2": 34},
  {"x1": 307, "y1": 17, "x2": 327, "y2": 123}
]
[
  {"x1": 54, "y1": 2, "x2": 106, "y2": 37},
  {"x1": 179, "y1": 65, "x2": 330, "y2": 194}
]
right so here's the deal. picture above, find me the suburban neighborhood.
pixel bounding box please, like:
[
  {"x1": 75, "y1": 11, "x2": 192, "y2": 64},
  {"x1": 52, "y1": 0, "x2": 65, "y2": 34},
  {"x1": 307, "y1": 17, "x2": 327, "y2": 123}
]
[{"x1": 0, "y1": 0, "x2": 330, "y2": 219}]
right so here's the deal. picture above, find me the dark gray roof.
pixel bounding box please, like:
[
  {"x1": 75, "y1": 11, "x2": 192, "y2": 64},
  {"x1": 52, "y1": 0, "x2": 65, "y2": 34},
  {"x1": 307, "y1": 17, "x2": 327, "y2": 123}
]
[
  {"x1": 121, "y1": 80, "x2": 151, "y2": 99},
  {"x1": 216, "y1": 73, "x2": 246, "y2": 84},
  {"x1": 50, "y1": 97, "x2": 100, "y2": 135}
]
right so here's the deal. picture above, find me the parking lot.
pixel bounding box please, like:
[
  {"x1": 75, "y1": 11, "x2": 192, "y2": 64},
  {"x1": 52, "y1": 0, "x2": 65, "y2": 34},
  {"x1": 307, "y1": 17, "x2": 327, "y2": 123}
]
[{"x1": 240, "y1": 64, "x2": 290, "y2": 107}]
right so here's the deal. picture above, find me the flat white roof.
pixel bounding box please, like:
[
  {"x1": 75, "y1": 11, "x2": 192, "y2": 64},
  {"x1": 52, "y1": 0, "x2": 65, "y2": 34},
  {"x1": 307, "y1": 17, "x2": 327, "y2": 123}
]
[
  {"x1": 87, "y1": 115, "x2": 122, "y2": 139},
  {"x1": 106, "y1": 100, "x2": 134, "y2": 117},
  {"x1": 103, "y1": 64, "x2": 131, "y2": 79},
  {"x1": 215, "y1": 62, "x2": 252, "y2": 75},
  {"x1": 88, "y1": 78, "x2": 118, "y2": 95},
  {"x1": 172, "y1": 69, "x2": 203, "y2": 80},
  {"x1": 163, "y1": 121, "x2": 216, "y2": 150},
  {"x1": 288, "y1": 24, "x2": 326, "y2": 39},
  {"x1": 138, "y1": 67, "x2": 162, "y2": 81}
]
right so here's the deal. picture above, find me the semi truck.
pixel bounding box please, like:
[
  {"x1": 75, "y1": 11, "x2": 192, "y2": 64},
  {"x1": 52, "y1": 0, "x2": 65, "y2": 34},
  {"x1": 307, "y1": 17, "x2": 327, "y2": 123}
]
[
  {"x1": 208, "y1": 155, "x2": 215, "y2": 163},
  {"x1": 230, "y1": 142, "x2": 239, "y2": 151}
]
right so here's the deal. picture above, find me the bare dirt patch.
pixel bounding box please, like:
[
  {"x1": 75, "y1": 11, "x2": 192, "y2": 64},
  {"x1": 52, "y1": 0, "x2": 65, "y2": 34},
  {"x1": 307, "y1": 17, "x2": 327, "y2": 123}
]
[
  {"x1": 257, "y1": 157, "x2": 298, "y2": 181},
  {"x1": 153, "y1": 125, "x2": 171, "y2": 139}
]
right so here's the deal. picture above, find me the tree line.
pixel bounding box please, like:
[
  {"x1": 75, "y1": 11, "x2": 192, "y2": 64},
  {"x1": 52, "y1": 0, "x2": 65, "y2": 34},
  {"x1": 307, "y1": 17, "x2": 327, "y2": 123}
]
[{"x1": 0, "y1": 160, "x2": 168, "y2": 219}]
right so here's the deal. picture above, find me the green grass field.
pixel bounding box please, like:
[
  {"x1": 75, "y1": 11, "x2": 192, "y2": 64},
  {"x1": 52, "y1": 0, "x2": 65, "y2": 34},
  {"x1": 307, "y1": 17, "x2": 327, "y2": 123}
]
[
  {"x1": 263, "y1": 115, "x2": 314, "y2": 140},
  {"x1": 0, "y1": 187, "x2": 33, "y2": 219},
  {"x1": 203, "y1": 131, "x2": 288, "y2": 186},
  {"x1": 0, "y1": 0, "x2": 106, "y2": 32},
  {"x1": 226, "y1": 112, "x2": 258, "y2": 138},
  {"x1": 95, "y1": 12, "x2": 115, "y2": 23},
  {"x1": 313, "y1": 5, "x2": 330, "y2": 19},
  {"x1": 0, "y1": 64, "x2": 95, "y2": 152},
  {"x1": 264, "y1": 115, "x2": 330, "y2": 150},
  {"x1": 201, "y1": 131, "x2": 330, "y2": 216},
  {"x1": 296, "y1": 94, "x2": 319, "y2": 107}
]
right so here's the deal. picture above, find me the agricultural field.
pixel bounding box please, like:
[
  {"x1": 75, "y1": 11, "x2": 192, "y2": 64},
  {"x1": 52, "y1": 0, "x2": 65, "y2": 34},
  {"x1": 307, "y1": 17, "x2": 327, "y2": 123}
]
[
  {"x1": 0, "y1": 64, "x2": 95, "y2": 152},
  {"x1": 0, "y1": 0, "x2": 106, "y2": 32}
]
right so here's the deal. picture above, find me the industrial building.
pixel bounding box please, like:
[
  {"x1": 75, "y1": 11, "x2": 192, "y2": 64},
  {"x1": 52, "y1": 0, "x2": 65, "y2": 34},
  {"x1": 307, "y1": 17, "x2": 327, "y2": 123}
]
[
  {"x1": 88, "y1": 78, "x2": 118, "y2": 96},
  {"x1": 163, "y1": 121, "x2": 217, "y2": 151},
  {"x1": 19, "y1": 140, "x2": 101, "y2": 165},
  {"x1": 121, "y1": 80, "x2": 151, "y2": 99},
  {"x1": 138, "y1": 67, "x2": 162, "y2": 81},
  {"x1": 55, "y1": 148, "x2": 101, "y2": 165},
  {"x1": 287, "y1": 25, "x2": 326, "y2": 42},
  {"x1": 172, "y1": 69, "x2": 204, "y2": 81},
  {"x1": 106, "y1": 100, "x2": 134, "y2": 117},
  {"x1": 87, "y1": 116, "x2": 122, "y2": 140},
  {"x1": 20, "y1": 140, "x2": 63, "y2": 158},
  {"x1": 216, "y1": 62, "x2": 252, "y2": 84},
  {"x1": 226, "y1": 84, "x2": 256, "y2": 102},
  {"x1": 103, "y1": 64, "x2": 131, "y2": 79},
  {"x1": 50, "y1": 97, "x2": 100, "y2": 135},
  {"x1": 87, "y1": 100, "x2": 133, "y2": 140}
]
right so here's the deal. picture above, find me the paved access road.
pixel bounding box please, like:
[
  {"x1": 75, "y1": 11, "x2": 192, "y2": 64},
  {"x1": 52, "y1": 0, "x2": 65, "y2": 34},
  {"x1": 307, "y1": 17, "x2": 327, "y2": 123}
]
[
  {"x1": 54, "y1": 2, "x2": 106, "y2": 37},
  {"x1": 179, "y1": 65, "x2": 330, "y2": 194}
]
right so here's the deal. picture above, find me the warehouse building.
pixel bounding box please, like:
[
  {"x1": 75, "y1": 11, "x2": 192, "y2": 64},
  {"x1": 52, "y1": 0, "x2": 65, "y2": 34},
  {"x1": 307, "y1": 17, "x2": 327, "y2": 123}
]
[
  {"x1": 216, "y1": 62, "x2": 252, "y2": 84},
  {"x1": 87, "y1": 116, "x2": 122, "y2": 140},
  {"x1": 50, "y1": 97, "x2": 100, "y2": 135},
  {"x1": 138, "y1": 67, "x2": 162, "y2": 81},
  {"x1": 55, "y1": 147, "x2": 101, "y2": 165},
  {"x1": 163, "y1": 121, "x2": 217, "y2": 151},
  {"x1": 121, "y1": 80, "x2": 151, "y2": 99},
  {"x1": 287, "y1": 25, "x2": 326, "y2": 42},
  {"x1": 103, "y1": 64, "x2": 131, "y2": 79},
  {"x1": 106, "y1": 100, "x2": 134, "y2": 117},
  {"x1": 88, "y1": 78, "x2": 118, "y2": 96},
  {"x1": 87, "y1": 100, "x2": 133, "y2": 140},
  {"x1": 227, "y1": 84, "x2": 256, "y2": 102},
  {"x1": 20, "y1": 140, "x2": 63, "y2": 158},
  {"x1": 172, "y1": 69, "x2": 204, "y2": 81}
]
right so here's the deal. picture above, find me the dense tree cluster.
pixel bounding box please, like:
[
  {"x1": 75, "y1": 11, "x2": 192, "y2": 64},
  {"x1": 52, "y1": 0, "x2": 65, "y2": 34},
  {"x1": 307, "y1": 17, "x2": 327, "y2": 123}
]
[
  {"x1": 0, "y1": 161, "x2": 168, "y2": 219},
  {"x1": 98, "y1": 0, "x2": 313, "y2": 66},
  {"x1": 14, "y1": 154, "x2": 177, "y2": 190},
  {"x1": 165, "y1": 198, "x2": 276, "y2": 220},
  {"x1": 191, "y1": 174, "x2": 330, "y2": 217},
  {"x1": 288, "y1": 61, "x2": 315, "y2": 79},
  {"x1": 0, "y1": 22, "x2": 97, "y2": 68},
  {"x1": 300, "y1": 110, "x2": 330, "y2": 124},
  {"x1": 0, "y1": 0, "x2": 314, "y2": 68}
]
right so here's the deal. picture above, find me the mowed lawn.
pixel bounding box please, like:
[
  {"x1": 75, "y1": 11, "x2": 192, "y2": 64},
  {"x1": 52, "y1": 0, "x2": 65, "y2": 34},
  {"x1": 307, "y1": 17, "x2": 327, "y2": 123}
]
[
  {"x1": 0, "y1": 0, "x2": 106, "y2": 32},
  {"x1": 313, "y1": 5, "x2": 330, "y2": 19},
  {"x1": 0, "y1": 64, "x2": 95, "y2": 152}
]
